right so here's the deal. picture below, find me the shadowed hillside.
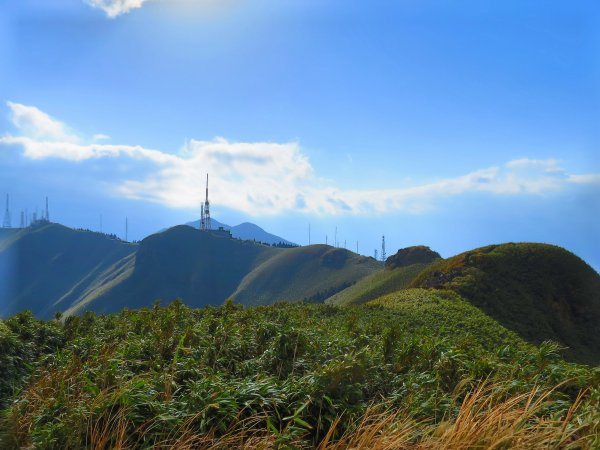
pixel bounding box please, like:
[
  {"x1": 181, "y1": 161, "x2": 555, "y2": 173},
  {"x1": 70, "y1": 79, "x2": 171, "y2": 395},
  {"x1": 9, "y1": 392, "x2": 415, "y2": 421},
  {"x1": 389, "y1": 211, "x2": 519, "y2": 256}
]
[
  {"x1": 231, "y1": 244, "x2": 381, "y2": 305},
  {"x1": 327, "y1": 246, "x2": 441, "y2": 306},
  {"x1": 1, "y1": 225, "x2": 382, "y2": 317},
  {"x1": 0, "y1": 223, "x2": 137, "y2": 319},
  {"x1": 411, "y1": 243, "x2": 600, "y2": 365},
  {"x1": 83, "y1": 225, "x2": 280, "y2": 313}
]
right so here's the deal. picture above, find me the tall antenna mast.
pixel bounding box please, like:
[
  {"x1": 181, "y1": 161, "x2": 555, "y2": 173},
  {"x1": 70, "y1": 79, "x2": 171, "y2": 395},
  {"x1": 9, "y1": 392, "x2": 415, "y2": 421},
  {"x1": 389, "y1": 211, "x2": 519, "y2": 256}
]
[
  {"x1": 3, "y1": 194, "x2": 11, "y2": 228},
  {"x1": 381, "y1": 235, "x2": 386, "y2": 263},
  {"x1": 374, "y1": 249, "x2": 378, "y2": 260},
  {"x1": 200, "y1": 204, "x2": 205, "y2": 231},
  {"x1": 204, "y1": 173, "x2": 211, "y2": 231}
]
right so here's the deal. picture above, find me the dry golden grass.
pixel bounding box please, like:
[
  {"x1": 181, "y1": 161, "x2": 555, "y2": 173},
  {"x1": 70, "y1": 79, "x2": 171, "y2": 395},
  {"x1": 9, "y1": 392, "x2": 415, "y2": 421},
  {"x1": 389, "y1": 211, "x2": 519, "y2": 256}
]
[
  {"x1": 4, "y1": 375, "x2": 597, "y2": 450},
  {"x1": 317, "y1": 381, "x2": 594, "y2": 450}
]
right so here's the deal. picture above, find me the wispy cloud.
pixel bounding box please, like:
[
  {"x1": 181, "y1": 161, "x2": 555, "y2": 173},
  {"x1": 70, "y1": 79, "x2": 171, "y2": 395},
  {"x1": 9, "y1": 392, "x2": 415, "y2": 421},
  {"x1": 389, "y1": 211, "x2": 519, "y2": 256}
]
[
  {"x1": 7, "y1": 101, "x2": 80, "y2": 144},
  {"x1": 84, "y1": 0, "x2": 148, "y2": 18},
  {"x1": 2, "y1": 101, "x2": 599, "y2": 216}
]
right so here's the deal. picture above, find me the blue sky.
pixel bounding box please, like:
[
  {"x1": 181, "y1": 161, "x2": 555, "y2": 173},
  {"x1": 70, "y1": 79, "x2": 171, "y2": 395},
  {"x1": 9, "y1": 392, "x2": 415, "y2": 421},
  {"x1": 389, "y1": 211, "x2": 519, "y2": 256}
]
[{"x1": 0, "y1": 0, "x2": 599, "y2": 269}]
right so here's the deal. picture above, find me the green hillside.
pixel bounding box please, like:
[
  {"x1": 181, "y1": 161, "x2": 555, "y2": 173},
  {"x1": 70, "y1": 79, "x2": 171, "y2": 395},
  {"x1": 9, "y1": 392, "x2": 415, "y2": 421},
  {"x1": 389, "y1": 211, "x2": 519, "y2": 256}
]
[
  {"x1": 411, "y1": 243, "x2": 600, "y2": 365},
  {"x1": 0, "y1": 223, "x2": 136, "y2": 319},
  {"x1": 83, "y1": 225, "x2": 280, "y2": 313},
  {"x1": 1, "y1": 225, "x2": 384, "y2": 317},
  {"x1": 1, "y1": 301, "x2": 598, "y2": 449},
  {"x1": 230, "y1": 244, "x2": 381, "y2": 305},
  {"x1": 326, "y1": 246, "x2": 440, "y2": 306},
  {"x1": 326, "y1": 263, "x2": 425, "y2": 306},
  {"x1": 368, "y1": 288, "x2": 526, "y2": 352}
]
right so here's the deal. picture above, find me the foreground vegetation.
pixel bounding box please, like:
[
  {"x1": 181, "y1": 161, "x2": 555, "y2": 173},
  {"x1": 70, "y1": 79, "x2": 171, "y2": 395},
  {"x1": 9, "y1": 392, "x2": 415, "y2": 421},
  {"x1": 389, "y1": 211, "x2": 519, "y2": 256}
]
[{"x1": 1, "y1": 295, "x2": 599, "y2": 449}]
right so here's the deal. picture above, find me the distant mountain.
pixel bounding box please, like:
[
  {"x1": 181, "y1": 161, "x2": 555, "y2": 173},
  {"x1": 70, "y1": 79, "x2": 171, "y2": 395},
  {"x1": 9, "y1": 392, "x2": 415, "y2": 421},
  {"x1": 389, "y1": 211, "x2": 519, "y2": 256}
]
[
  {"x1": 0, "y1": 224, "x2": 377, "y2": 317},
  {"x1": 385, "y1": 246, "x2": 441, "y2": 269},
  {"x1": 0, "y1": 223, "x2": 137, "y2": 319},
  {"x1": 184, "y1": 219, "x2": 294, "y2": 246},
  {"x1": 230, "y1": 244, "x2": 382, "y2": 305},
  {"x1": 411, "y1": 243, "x2": 600, "y2": 365},
  {"x1": 185, "y1": 218, "x2": 230, "y2": 231},
  {"x1": 82, "y1": 225, "x2": 279, "y2": 314},
  {"x1": 326, "y1": 246, "x2": 441, "y2": 306}
]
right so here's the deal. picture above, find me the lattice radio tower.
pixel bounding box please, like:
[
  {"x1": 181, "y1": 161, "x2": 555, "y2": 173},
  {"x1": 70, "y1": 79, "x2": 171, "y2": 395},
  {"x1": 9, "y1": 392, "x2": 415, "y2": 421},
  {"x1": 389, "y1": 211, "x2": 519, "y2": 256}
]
[
  {"x1": 381, "y1": 235, "x2": 386, "y2": 263},
  {"x1": 200, "y1": 204, "x2": 205, "y2": 231},
  {"x1": 203, "y1": 174, "x2": 211, "y2": 231},
  {"x1": 2, "y1": 194, "x2": 11, "y2": 228}
]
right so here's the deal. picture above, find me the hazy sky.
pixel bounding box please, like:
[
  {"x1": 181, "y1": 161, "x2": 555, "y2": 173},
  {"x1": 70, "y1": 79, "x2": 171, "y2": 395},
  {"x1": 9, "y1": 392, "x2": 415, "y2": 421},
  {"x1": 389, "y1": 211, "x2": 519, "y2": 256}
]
[{"x1": 1, "y1": 0, "x2": 599, "y2": 269}]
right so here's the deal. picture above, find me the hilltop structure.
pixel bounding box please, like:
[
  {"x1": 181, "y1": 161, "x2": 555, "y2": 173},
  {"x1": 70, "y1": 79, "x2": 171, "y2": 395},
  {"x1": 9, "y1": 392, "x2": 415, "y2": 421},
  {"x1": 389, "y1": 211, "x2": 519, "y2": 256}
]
[
  {"x1": 199, "y1": 174, "x2": 231, "y2": 238},
  {"x1": 3, "y1": 195, "x2": 51, "y2": 229}
]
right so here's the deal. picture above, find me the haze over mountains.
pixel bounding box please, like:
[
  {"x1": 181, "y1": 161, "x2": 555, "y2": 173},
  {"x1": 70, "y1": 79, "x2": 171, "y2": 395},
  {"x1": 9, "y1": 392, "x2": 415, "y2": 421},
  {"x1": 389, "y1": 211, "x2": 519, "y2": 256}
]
[
  {"x1": 1, "y1": 221, "x2": 599, "y2": 365},
  {"x1": 0, "y1": 222, "x2": 377, "y2": 318}
]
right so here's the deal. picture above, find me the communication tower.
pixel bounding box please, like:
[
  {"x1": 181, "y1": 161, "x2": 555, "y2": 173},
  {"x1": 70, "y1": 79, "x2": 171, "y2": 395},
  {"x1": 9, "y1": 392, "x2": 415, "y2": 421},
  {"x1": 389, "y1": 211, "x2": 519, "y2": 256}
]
[
  {"x1": 204, "y1": 174, "x2": 211, "y2": 231},
  {"x1": 45, "y1": 197, "x2": 50, "y2": 222},
  {"x1": 374, "y1": 249, "x2": 378, "y2": 260},
  {"x1": 3, "y1": 194, "x2": 11, "y2": 228},
  {"x1": 381, "y1": 235, "x2": 386, "y2": 263},
  {"x1": 200, "y1": 204, "x2": 205, "y2": 231}
]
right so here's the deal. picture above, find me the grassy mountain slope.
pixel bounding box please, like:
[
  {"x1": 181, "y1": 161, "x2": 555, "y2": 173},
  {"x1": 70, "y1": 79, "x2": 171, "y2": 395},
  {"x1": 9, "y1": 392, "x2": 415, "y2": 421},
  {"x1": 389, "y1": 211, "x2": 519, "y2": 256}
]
[
  {"x1": 327, "y1": 246, "x2": 441, "y2": 306},
  {"x1": 326, "y1": 263, "x2": 427, "y2": 306},
  {"x1": 231, "y1": 244, "x2": 381, "y2": 305},
  {"x1": 411, "y1": 243, "x2": 600, "y2": 365},
  {"x1": 385, "y1": 245, "x2": 441, "y2": 269},
  {"x1": 84, "y1": 225, "x2": 280, "y2": 313},
  {"x1": 368, "y1": 288, "x2": 526, "y2": 352},
  {"x1": 0, "y1": 223, "x2": 136, "y2": 319}
]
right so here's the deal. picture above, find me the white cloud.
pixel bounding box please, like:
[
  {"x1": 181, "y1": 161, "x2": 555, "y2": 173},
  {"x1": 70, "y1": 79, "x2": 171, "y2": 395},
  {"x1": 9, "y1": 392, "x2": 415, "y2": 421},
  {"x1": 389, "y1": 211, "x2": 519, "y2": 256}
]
[
  {"x1": 568, "y1": 174, "x2": 600, "y2": 185},
  {"x1": 2, "y1": 101, "x2": 599, "y2": 216},
  {"x1": 93, "y1": 134, "x2": 111, "y2": 141},
  {"x1": 84, "y1": 0, "x2": 148, "y2": 18},
  {"x1": 6, "y1": 101, "x2": 80, "y2": 143}
]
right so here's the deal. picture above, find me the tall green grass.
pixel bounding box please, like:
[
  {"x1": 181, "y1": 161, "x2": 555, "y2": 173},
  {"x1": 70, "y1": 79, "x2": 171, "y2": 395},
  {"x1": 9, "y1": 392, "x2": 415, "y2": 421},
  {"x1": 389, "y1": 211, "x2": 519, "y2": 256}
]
[{"x1": 1, "y1": 299, "x2": 598, "y2": 448}]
